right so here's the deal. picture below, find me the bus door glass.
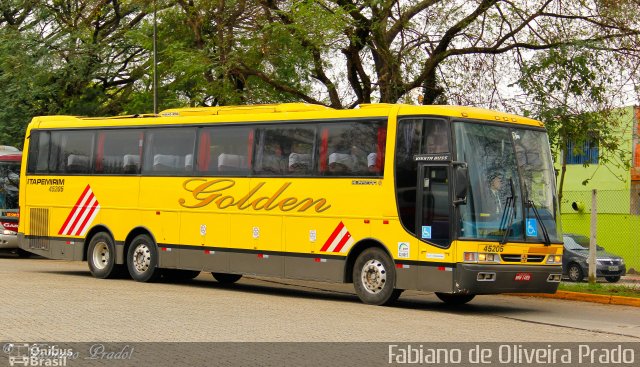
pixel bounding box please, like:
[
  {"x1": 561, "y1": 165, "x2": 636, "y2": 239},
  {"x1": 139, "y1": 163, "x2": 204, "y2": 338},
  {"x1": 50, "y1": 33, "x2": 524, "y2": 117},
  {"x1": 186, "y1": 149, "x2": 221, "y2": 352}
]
[{"x1": 416, "y1": 164, "x2": 451, "y2": 247}]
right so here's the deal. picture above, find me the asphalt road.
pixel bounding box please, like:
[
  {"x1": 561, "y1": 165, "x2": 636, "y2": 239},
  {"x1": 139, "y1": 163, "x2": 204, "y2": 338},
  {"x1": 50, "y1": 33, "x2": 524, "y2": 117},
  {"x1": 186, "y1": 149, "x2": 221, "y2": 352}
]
[{"x1": 1, "y1": 254, "x2": 639, "y2": 343}]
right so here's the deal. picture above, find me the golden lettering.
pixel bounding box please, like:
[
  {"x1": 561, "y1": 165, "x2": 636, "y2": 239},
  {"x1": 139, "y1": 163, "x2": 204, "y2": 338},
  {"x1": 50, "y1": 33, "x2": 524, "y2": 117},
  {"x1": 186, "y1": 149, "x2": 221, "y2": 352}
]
[
  {"x1": 216, "y1": 196, "x2": 236, "y2": 209},
  {"x1": 264, "y1": 183, "x2": 291, "y2": 211},
  {"x1": 279, "y1": 197, "x2": 298, "y2": 211},
  {"x1": 236, "y1": 183, "x2": 265, "y2": 210},
  {"x1": 179, "y1": 179, "x2": 332, "y2": 213},
  {"x1": 295, "y1": 198, "x2": 332, "y2": 213},
  {"x1": 252, "y1": 197, "x2": 269, "y2": 210},
  {"x1": 179, "y1": 179, "x2": 236, "y2": 208}
]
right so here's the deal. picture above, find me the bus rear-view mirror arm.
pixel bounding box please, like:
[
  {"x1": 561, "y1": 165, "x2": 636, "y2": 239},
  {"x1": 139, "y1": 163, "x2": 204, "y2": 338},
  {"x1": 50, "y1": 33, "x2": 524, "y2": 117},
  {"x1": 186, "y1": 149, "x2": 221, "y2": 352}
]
[{"x1": 452, "y1": 161, "x2": 468, "y2": 206}]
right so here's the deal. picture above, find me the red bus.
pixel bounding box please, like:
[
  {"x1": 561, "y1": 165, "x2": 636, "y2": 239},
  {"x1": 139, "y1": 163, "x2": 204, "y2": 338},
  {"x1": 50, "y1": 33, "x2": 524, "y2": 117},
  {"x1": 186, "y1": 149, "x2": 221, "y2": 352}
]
[{"x1": 0, "y1": 148, "x2": 26, "y2": 257}]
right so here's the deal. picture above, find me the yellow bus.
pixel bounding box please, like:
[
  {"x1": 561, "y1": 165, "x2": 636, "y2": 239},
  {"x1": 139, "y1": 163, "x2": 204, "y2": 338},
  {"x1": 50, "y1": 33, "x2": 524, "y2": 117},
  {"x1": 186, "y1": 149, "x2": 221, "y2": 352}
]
[{"x1": 18, "y1": 103, "x2": 563, "y2": 305}]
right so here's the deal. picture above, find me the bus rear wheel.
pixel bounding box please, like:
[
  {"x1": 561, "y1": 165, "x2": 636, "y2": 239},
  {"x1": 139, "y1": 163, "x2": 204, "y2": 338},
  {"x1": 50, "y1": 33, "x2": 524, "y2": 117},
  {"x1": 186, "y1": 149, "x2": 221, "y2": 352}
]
[
  {"x1": 87, "y1": 232, "x2": 121, "y2": 279},
  {"x1": 127, "y1": 234, "x2": 161, "y2": 282},
  {"x1": 353, "y1": 247, "x2": 402, "y2": 305},
  {"x1": 435, "y1": 292, "x2": 475, "y2": 305},
  {"x1": 212, "y1": 273, "x2": 242, "y2": 284}
]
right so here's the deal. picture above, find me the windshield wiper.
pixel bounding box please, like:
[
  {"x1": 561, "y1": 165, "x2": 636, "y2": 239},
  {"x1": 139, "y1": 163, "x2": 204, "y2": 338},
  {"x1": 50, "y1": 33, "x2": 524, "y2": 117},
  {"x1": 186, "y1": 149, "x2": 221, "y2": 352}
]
[{"x1": 499, "y1": 178, "x2": 516, "y2": 245}]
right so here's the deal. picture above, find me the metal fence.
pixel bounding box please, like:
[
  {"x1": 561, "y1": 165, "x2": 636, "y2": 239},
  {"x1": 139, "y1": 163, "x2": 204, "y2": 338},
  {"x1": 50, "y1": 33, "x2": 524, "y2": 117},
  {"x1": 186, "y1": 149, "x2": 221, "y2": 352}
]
[{"x1": 560, "y1": 190, "x2": 640, "y2": 274}]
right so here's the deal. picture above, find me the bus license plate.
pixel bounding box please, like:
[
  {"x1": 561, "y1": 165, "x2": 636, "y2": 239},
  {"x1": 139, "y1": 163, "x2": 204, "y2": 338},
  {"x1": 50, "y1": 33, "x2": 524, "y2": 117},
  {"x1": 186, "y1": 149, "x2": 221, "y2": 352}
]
[
  {"x1": 514, "y1": 273, "x2": 532, "y2": 281},
  {"x1": 608, "y1": 266, "x2": 619, "y2": 271}
]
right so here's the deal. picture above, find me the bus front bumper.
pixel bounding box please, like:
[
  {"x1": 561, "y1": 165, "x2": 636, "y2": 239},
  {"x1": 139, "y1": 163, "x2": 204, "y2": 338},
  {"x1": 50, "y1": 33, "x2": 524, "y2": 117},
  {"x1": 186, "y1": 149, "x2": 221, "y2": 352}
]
[{"x1": 453, "y1": 264, "x2": 562, "y2": 295}]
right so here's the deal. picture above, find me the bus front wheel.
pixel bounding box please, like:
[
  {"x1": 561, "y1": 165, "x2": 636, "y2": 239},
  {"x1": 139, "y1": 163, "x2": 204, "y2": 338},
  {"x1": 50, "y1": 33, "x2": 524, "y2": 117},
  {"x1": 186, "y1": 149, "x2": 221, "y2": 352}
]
[
  {"x1": 127, "y1": 234, "x2": 161, "y2": 282},
  {"x1": 353, "y1": 247, "x2": 402, "y2": 305}
]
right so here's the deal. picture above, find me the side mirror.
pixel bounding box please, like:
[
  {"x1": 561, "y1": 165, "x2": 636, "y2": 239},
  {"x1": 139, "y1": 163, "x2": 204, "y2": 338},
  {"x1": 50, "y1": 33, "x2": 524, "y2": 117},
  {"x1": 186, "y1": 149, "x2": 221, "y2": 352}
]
[{"x1": 453, "y1": 162, "x2": 468, "y2": 205}]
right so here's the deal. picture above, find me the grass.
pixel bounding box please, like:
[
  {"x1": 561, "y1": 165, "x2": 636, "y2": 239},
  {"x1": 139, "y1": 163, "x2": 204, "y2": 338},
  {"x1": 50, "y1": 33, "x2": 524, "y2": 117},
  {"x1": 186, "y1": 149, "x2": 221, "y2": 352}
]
[{"x1": 559, "y1": 281, "x2": 640, "y2": 298}]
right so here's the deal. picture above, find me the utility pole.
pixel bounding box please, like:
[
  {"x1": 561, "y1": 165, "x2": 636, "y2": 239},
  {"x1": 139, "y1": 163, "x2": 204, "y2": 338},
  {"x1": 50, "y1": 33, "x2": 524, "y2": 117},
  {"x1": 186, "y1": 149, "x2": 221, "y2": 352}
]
[
  {"x1": 153, "y1": 0, "x2": 158, "y2": 115},
  {"x1": 588, "y1": 189, "x2": 597, "y2": 284}
]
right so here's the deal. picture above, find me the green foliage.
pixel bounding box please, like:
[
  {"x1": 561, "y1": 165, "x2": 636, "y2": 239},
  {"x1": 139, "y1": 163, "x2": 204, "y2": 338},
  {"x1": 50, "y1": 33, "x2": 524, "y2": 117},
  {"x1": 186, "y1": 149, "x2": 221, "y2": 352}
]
[
  {"x1": 517, "y1": 45, "x2": 629, "y2": 172},
  {"x1": 1, "y1": 0, "x2": 639, "y2": 148}
]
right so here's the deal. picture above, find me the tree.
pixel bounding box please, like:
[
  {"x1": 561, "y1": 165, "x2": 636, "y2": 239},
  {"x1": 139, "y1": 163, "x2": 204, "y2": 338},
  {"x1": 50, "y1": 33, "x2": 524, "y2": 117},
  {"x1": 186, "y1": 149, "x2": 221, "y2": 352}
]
[
  {"x1": 228, "y1": 1, "x2": 640, "y2": 109},
  {"x1": 0, "y1": 0, "x2": 154, "y2": 145},
  {"x1": 517, "y1": 45, "x2": 632, "y2": 208}
]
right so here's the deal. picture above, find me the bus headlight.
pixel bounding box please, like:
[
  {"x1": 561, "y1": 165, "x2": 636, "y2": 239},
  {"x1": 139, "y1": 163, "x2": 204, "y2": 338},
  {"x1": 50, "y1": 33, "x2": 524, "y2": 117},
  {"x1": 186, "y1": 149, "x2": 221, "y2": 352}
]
[
  {"x1": 546, "y1": 255, "x2": 562, "y2": 264},
  {"x1": 478, "y1": 253, "x2": 499, "y2": 262},
  {"x1": 464, "y1": 252, "x2": 478, "y2": 262},
  {"x1": 464, "y1": 252, "x2": 499, "y2": 263}
]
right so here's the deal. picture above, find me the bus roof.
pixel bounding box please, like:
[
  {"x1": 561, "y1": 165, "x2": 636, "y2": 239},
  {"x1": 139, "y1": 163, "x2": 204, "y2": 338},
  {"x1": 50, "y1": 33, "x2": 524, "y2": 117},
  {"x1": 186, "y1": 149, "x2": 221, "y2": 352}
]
[{"x1": 29, "y1": 103, "x2": 544, "y2": 129}]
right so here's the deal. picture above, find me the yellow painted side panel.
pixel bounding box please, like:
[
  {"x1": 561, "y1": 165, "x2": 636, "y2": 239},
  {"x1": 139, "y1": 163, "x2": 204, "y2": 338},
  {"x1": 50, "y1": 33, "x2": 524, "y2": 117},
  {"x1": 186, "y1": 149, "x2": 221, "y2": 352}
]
[
  {"x1": 230, "y1": 214, "x2": 283, "y2": 252},
  {"x1": 180, "y1": 212, "x2": 231, "y2": 248}
]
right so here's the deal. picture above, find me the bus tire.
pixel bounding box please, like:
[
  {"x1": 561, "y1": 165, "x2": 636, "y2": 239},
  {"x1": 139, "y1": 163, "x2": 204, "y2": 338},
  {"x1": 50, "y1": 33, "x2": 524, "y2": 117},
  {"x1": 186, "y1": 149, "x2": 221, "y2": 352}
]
[
  {"x1": 127, "y1": 234, "x2": 161, "y2": 282},
  {"x1": 353, "y1": 247, "x2": 401, "y2": 305},
  {"x1": 435, "y1": 292, "x2": 475, "y2": 305},
  {"x1": 87, "y1": 232, "x2": 120, "y2": 279},
  {"x1": 212, "y1": 273, "x2": 242, "y2": 284}
]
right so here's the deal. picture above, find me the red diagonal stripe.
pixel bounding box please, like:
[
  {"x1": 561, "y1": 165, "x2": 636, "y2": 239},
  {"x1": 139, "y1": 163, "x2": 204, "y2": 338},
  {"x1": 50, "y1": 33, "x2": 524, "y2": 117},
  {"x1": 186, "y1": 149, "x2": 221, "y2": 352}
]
[
  {"x1": 73, "y1": 199, "x2": 99, "y2": 236},
  {"x1": 58, "y1": 185, "x2": 91, "y2": 235},
  {"x1": 320, "y1": 222, "x2": 345, "y2": 252},
  {"x1": 332, "y1": 232, "x2": 352, "y2": 253},
  {"x1": 64, "y1": 192, "x2": 95, "y2": 236}
]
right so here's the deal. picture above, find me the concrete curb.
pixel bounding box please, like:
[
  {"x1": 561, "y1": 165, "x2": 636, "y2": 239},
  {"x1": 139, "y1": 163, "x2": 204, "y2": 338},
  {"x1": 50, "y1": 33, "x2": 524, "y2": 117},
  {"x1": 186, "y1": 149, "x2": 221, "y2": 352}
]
[{"x1": 511, "y1": 291, "x2": 640, "y2": 307}]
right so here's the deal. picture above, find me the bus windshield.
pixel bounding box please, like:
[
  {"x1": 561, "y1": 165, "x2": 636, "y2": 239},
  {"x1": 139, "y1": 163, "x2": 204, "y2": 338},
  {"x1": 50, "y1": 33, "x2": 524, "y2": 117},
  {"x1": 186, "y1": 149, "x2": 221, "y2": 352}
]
[
  {"x1": 454, "y1": 122, "x2": 561, "y2": 243},
  {"x1": 0, "y1": 159, "x2": 20, "y2": 210}
]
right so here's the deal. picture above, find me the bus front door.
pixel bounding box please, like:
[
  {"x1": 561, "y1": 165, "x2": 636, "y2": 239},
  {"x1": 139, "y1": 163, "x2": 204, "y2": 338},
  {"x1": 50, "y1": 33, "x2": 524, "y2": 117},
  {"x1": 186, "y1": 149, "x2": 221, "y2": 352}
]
[{"x1": 416, "y1": 164, "x2": 451, "y2": 249}]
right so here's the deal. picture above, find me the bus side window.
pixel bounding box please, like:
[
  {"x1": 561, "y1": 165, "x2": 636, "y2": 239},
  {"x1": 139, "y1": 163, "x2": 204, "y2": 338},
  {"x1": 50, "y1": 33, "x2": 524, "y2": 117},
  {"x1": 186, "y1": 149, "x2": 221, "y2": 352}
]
[
  {"x1": 197, "y1": 126, "x2": 252, "y2": 176},
  {"x1": 27, "y1": 131, "x2": 51, "y2": 174},
  {"x1": 96, "y1": 130, "x2": 143, "y2": 175},
  {"x1": 252, "y1": 126, "x2": 315, "y2": 176},
  {"x1": 49, "y1": 131, "x2": 95, "y2": 174},
  {"x1": 143, "y1": 128, "x2": 196, "y2": 175},
  {"x1": 321, "y1": 120, "x2": 386, "y2": 177}
]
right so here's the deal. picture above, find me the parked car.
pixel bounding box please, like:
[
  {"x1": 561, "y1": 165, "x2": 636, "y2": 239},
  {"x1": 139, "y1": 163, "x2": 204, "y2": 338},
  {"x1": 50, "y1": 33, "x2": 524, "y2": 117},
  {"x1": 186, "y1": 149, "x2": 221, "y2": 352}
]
[{"x1": 562, "y1": 233, "x2": 626, "y2": 283}]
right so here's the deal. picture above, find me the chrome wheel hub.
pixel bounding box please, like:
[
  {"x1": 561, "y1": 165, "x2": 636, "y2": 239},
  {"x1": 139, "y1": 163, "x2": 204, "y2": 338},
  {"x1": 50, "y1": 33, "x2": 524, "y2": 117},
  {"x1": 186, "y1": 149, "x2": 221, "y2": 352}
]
[
  {"x1": 92, "y1": 242, "x2": 110, "y2": 270},
  {"x1": 360, "y1": 259, "x2": 387, "y2": 294},
  {"x1": 132, "y1": 244, "x2": 151, "y2": 274}
]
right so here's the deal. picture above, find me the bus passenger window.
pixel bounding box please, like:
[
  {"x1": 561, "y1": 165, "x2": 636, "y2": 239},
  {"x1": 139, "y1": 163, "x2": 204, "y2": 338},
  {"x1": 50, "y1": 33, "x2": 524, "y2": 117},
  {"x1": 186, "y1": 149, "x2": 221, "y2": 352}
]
[
  {"x1": 288, "y1": 152, "x2": 311, "y2": 173},
  {"x1": 253, "y1": 126, "x2": 315, "y2": 176},
  {"x1": 143, "y1": 128, "x2": 196, "y2": 175},
  {"x1": 320, "y1": 120, "x2": 386, "y2": 177},
  {"x1": 96, "y1": 130, "x2": 143, "y2": 175},
  {"x1": 197, "y1": 126, "x2": 252, "y2": 176},
  {"x1": 66, "y1": 154, "x2": 90, "y2": 173},
  {"x1": 27, "y1": 131, "x2": 51, "y2": 174},
  {"x1": 123, "y1": 154, "x2": 140, "y2": 174},
  {"x1": 49, "y1": 130, "x2": 95, "y2": 174}
]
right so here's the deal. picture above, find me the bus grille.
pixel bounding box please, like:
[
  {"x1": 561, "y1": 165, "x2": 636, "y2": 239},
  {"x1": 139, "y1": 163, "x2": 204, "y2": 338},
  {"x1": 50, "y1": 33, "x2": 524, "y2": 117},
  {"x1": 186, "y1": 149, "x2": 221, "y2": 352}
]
[
  {"x1": 29, "y1": 208, "x2": 50, "y2": 250},
  {"x1": 500, "y1": 254, "x2": 545, "y2": 263}
]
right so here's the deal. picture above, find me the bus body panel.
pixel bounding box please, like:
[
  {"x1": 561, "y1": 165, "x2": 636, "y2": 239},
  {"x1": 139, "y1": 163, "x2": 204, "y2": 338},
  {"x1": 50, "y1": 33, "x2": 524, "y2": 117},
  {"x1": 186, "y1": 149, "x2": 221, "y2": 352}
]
[{"x1": 18, "y1": 103, "x2": 563, "y2": 299}]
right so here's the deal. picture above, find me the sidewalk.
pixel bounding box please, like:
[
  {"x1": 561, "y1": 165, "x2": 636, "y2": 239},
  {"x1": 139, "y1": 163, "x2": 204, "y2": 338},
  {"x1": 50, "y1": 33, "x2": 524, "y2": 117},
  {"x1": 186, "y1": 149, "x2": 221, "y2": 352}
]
[
  {"x1": 512, "y1": 273, "x2": 640, "y2": 307},
  {"x1": 619, "y1": 273, "x2": 640, "y2": 284}
]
